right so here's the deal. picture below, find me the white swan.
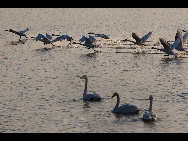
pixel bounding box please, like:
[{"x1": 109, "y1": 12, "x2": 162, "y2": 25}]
[
  {"x1": 79, "y1": 35, "x2": 100, "y2": 50},
  {"x1": 80, "y1": 75, "x2": 102, "y2": 101},
  {"x1": 35, "y1": 33, "x2": 73, "y2": 46},
  {"x1": 88, "y1": 32, "x2": 110, "y2": 39},
  {"x1": 51, "y1": 34, "x2": 73, "y2": 46},
  {"x1": 152, "y1": 38, "x2": 178, "y2": 58},
  {"x1": 152, "y1": 30, "x2": 188, "y2": 57},
  {"x1": 5, "y1": 28, "x2": 29, "y2": 40},
  {"x1": 142, "y1": 95, "x2": 157, "y2": 121},
  {"x1": 132, "y1": 31, "x2": 152, "y2": 46},
  {"x1": 51, "y1": 35, "x2": 73, "y2": 42},
  {"x1": 174, "y1": 30, "x2": 188, "y2": 51},
  {"x1": 111, "y1": 92, "x2": 140, "y2": 115},
  {"x1": 35, "y1": 33, "x2": 53, "y2": 45},
  {"x1": 79, "y1": 35, "x2": 97, "y2": 43}
]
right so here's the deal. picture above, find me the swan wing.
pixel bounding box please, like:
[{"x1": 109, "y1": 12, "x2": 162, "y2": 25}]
[
  {"x1": 89, "y1": 35, "x2": 97, "y2": 42},
  {"x1": 118, "y1": 104, "x2": 139, "y2": 114},
  {"x1": 79, "y1": 35, "x2": 88, "y2": 43},
  {"x1": 182, "y1": 31, "x2": 188, "y2": 44},
  {"x1": 132, "y1": 32, "x2": 141, "y2": 42},
  {"x1": 170, "y1": 31, "x2": 188, "y2": 50},
  {"x1": 19, "y1": 28, "x2": 29, "y2": 34},
  {"x1": 46, "y1": 33, "x2": 52, "y2": 40},
  {"x1": 52, "y1": 35, "x2": 67, "y2": 43},
  {"x1": 35, "y1": 34, "x2": 47, "y2": 41},
  {"x1": 173, "y1": 31, "x2": 188, "y2": 51},
  {"x1": 52, "y1": 35, "x2": 72, "y2": 43},
  {"x1": 159, "y1": 38, "x2": 172, "y2": 50},
  {"x1": 176, "y1": 44, "x2": 184, "y2": 51},
  {"x1": 176, "y1": 36, "x2": 184, "y2": 51},
  {"x1": 170, "y1": 39, "x2": 180, "y2": 50},
  {"x1": 35, "y1": 34, "x2": 51, "y2": 44},
  {"x1": 93, "y1": 93, "x2": 101, "y2": 98},
  {"x1": 83, "y1": 94, "x2": 101, "y2": 101},
  {"x1": 95, "y1": 34, "x2": 109, "y2": 38},
  {"x1": 141, "y1": 31, "x2": 152, "y2": 43},
  {"x1": 95, "y1": 34, "x2": 102, "y2": 37},
  {"x1": 8, "y1": 29, "x2": 20, "y2": 35}
]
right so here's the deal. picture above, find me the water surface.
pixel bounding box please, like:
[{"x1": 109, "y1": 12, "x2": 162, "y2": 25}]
[{"x1": 0, "y1": 8, "x2": 188, "y2": 133}]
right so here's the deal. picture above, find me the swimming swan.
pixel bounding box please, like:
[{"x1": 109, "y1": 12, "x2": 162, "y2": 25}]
[
  {"x1": 142, "y1": 95, "x2": 157, "y2": 121},
  {"x1": 80, "y1": 75, "x2": 102, "y2": 101},
  {"x1": 111, "y1": 92, "x2": 140, "y2": 115}
]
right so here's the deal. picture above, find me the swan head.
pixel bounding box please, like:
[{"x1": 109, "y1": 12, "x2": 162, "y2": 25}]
[
  {"x1": 80, "y1": 75, "x2": 88, "y2": 80},
  {"x1": 149, "y1": 95, "x2": 153, "y2": 101},
  {"x1": 111, "y1": 92, "x2": 119, "y2": 98},
  {"x1": 5, "y1": 29, "x2": 12, "y2": 32}
]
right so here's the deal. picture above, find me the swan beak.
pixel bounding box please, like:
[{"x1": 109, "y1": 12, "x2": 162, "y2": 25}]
[{"x1": 111, "y1": 95, "x2": 114, "y2": 99}]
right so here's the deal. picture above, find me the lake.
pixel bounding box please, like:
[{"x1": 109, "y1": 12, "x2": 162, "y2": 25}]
[{"x1": 0, "y1": 8, "x2": 188, "y2": 133}]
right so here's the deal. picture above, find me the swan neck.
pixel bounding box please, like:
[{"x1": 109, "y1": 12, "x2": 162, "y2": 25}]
[
  {"x1": 84, "y1": 78, "x2": 88, "y2": 95},
  {"x1": 114, "y1": 95, "x2": 120, "y2": 109},
  {"x1": 179, "y1": 36, "x2": 183, "y2": 46},
  {"x1": 149, "y1": 99, "x2": 152, "y2": 112}
]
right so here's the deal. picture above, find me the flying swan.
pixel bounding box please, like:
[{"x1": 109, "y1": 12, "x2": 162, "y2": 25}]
[{"x1": 5, "y1": 28, "x2": 29, "y2": 40}]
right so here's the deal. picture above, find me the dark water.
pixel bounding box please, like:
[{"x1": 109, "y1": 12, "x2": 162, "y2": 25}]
[{"x1": 0, "y1": 8, "x2": 188, "y2": 132}]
